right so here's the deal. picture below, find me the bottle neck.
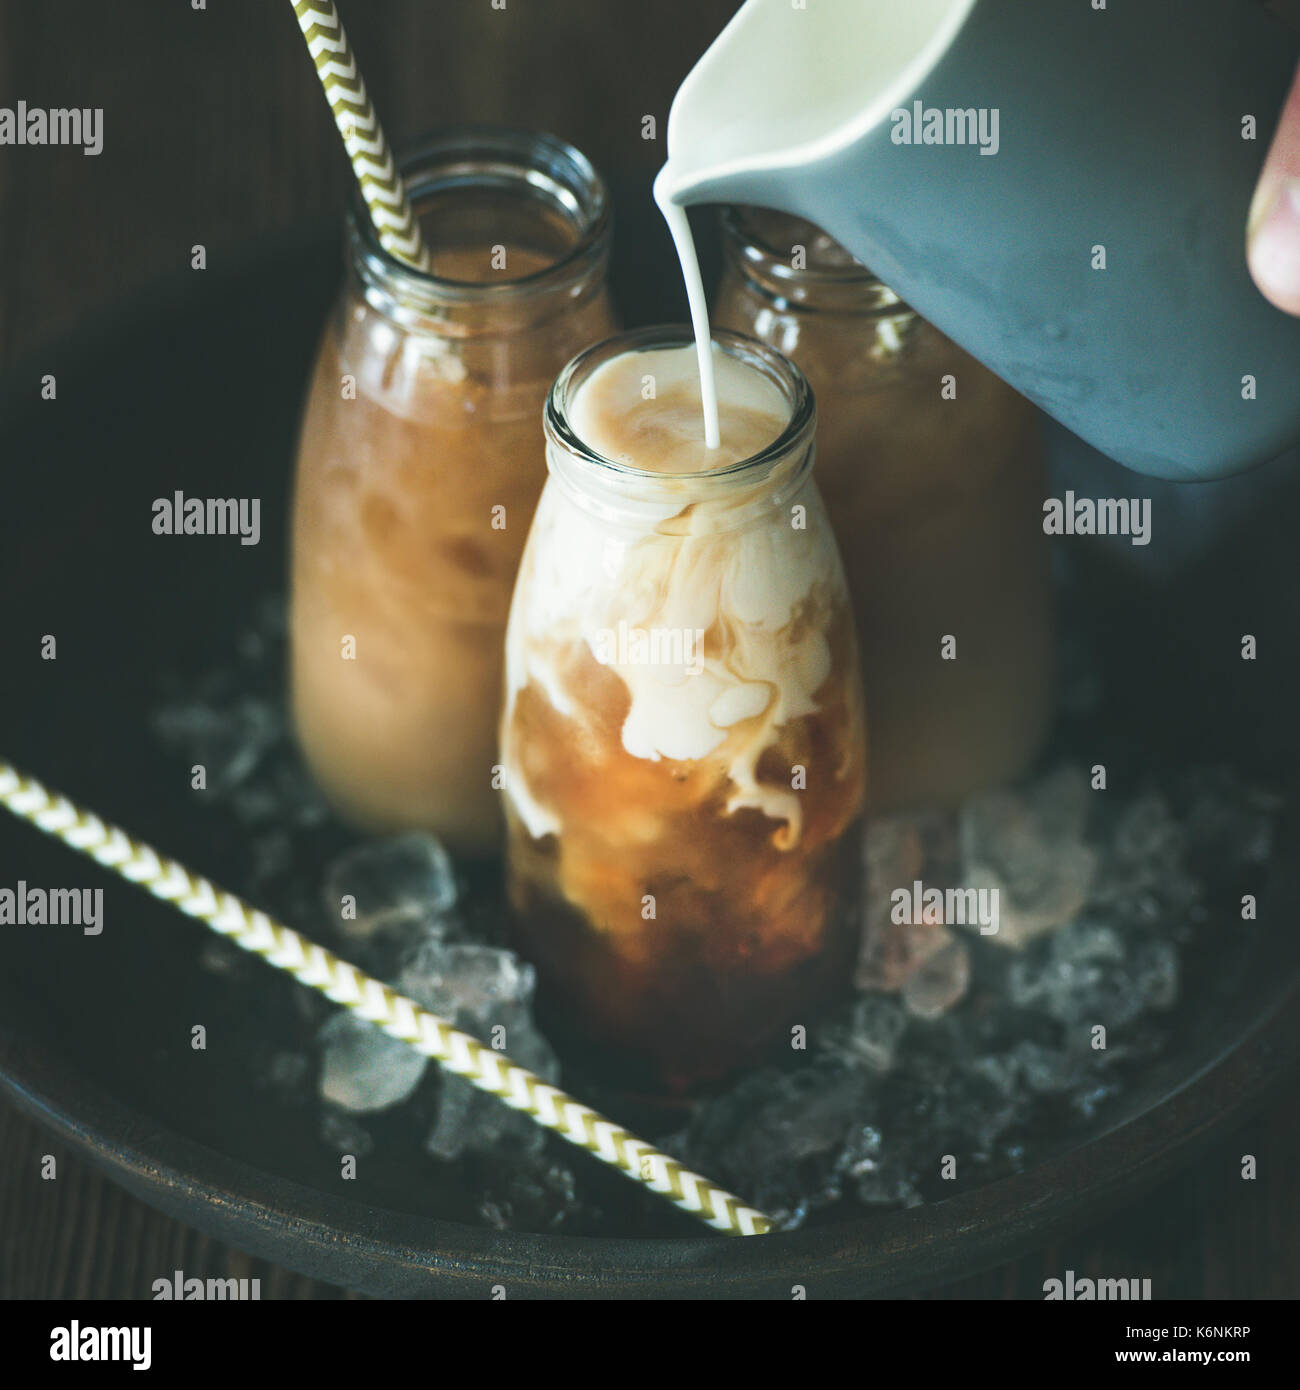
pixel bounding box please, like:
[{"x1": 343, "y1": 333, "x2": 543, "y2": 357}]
[
  {"x1": 346, "y1": 126, "x2": 611, "y2": 338},
  {"x1": 544, "y1": 327, "x2": 817, "y2": 534},
  {"x1": 720, "y1": 207, "x2": 918, "y2": 332}
]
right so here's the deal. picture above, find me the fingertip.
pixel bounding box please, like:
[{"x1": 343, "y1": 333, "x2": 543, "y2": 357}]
[{"x1": 1248, "y1": 178, "x2": 1300, "y2": 315}]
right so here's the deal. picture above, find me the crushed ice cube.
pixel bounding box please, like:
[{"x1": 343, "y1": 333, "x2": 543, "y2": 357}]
[
  {"x1": 853, "y1": 1145, "x2": 923, "y2": 1209},
  {"x1": 396, "y1": 941, "x2": 560, "y2": 1161},
  {"x1": 857, "y1": 811, "x2": 969, "y2": 999},
  {"x1": 324, "y1": 833, "x2": 458, "y2": 942},
  {"x1": 947, "y1": 1053, "x2": 1028, "y2": 1152},
  {"x1": 820, "y1": 995, "x2": 909, "y2": 1074},
  {"x1": 319, "y1": 1105, "x2": 374, "y2": 1157},
  {"x1": 669, "y1": 1062, "x2": 871, "y2": 1228},
  {"x1": 150, "y1": 594, "x2": 1286, "y2": 1227},
  {"x1": 1091, "y1": 792, "x2": 1200, "y2": 930},
  {"x1": 425, "y1": 1074, "x2": 479, "y2": 1161},
  {"x1": 1071, "y1": 1081, "x2": 1121, "y2": 1120},
  {"x1": 1008, "y1": 920, "x2": 1178, "y2": 1028},
  {"x1": 959, "y1": 765, "x2": 1098, "y2": 949},
  {"x1": 1112, "y1": 794, "x2": 1183, "y2": 867},
  {"x1": 479, "y1": 1156, "x2": 584, "y2": 1232},
  {"x1": 152, "y1": 693, "x2": 282, "y2": 795},
  {"x1": 316, "y1": 1010, "x2": 428, "y2": 1113},
  {"x1": 1006, "y1": 1040, "x2": 1084, "y2": 1095},
  {"x1": 397, "y1": 940, "x2": 529, "y2": 1017},
  {"x1": 856, "y1": 914, "x2": 954, "y2": 993},
  {"x1": 902, "y1": 935, "x2": 971, "y2": 1020}
]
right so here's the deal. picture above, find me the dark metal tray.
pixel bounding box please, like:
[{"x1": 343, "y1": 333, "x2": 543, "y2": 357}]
[{"x1": 0, "y1": 235, "x2": 1297, "y2": 1298}]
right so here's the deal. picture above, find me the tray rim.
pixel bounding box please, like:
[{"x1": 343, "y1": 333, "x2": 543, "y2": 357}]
[{"x1": 3, "y1": 967, "x2": 1296, "y2": 1299}]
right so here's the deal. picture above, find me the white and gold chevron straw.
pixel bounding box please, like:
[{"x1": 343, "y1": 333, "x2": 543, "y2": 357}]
[
  {"x1": 290, "y1": 0, "x2": 432, "y2": 271},
  {"x1": 0, "y1": 761, "x2": 772, "y2": 1236}
]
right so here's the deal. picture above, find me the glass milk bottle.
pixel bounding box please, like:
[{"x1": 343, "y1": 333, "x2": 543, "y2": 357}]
[
  {"x1": 714, "y1": 209, "x2": 1052, "y2": 813},
  {"x1": 290, "y1": 130, "x2": 616, "y2": 857},
  {"x1": 501, "y1": 328, "x2": 867, "y2": 1094}
]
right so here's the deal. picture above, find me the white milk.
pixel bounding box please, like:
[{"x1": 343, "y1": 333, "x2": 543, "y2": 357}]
[{"x1": 653, "y1": 171, "x2": 721, "y2": 450}]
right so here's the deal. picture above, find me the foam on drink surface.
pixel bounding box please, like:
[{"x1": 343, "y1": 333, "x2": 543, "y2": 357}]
[{"x1": 569, "y1": 345, "x2": 788, "y2": 474}]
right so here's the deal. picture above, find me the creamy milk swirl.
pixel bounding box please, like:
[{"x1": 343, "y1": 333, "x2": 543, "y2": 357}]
[{"x1": 503, "y1": 343, "x2": 848, "y2": 846}]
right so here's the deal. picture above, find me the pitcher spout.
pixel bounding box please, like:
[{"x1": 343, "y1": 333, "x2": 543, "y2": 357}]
[{"x1": 658, "y1": 0, "x2": 977, "y2": 213}]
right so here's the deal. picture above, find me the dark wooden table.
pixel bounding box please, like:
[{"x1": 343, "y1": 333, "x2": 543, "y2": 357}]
[{"x1": 0, "y1": 0, "x2": 1296, "y2": 1300}]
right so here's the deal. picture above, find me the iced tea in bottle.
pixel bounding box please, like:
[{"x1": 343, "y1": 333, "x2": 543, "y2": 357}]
[
  {"x1": 291, "y1": 129, "x2": 616, "y2": 856},
  {"x1": 714, "y1": 209, "x2": 1051, "y2": 813},
  {"x1": 501, "y1": 327, "x2": 866, "y2": 1092}
]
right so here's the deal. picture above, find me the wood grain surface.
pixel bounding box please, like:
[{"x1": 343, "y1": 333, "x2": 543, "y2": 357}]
[{"x1": 0, "y1": 0, "x2": 1295, "y2": 1299}]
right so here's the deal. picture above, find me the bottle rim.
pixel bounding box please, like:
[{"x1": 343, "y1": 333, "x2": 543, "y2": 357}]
[
  {"x1": 544, "y1": 325, "x2": 817, "y2": 492},
  {"x1": 719, "y1": 205, "x2": 909, "y2": 314},
  {"x1": 346, "y1": 125, "x2": 612, "y2": 315}
]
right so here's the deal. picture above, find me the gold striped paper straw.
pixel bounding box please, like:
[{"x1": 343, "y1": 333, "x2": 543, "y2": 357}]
[
  {"x1": 0, "y1": 760, "x2": 772, "y2": 1237},
  {"x1": 290, "y1": 0, "x2": 432, "y2": 271}
]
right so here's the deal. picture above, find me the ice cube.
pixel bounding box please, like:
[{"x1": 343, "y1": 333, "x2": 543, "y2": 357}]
[
  {"x1": 820, "y1": 995, "x2": 910, "y2": 1074},
  {"x1": 319, "y1": 1105, "x2": 374, "y2": 1156},
  {"x1": 949, "y1": 1054, "x2": 1027, "y2": 1153},
  {"x1": 856, "y1": 812, "x2": 960, "y2": 991},
  {"x1": 1112, "y1": 793, "x2": 1183, "y2": 867},
  {"x1": 1071, "y1": 1081, "x2": 1121, "y2": 1120},
  {"x1": 841, "y1": 1122, "x2": 922, "y2": 1211},
  {"x1": 152, "y1": 693, "x2": 282, "y2": 796},
  {"x1": 672, "y1": 1062, "x2": 871, "y2": 1227},
  {"x1": 959, "y1": 765, "x2": 1097, "y2": 949},
  {"x1": 478, "y1": 1156, "x2": 584, "y2": 1233},
  {"x1": 856, "y1": 915, "x2": 954, "y2": 993},
  {"x1": 1008, "y1": 1040, "x2": 1080, "y2": 1095},
  {"x1": 396, "y1": 941, "x2": 560, "y2": 1161},
  {"x1": 1007, "y1": 919, "x2": 1178, "y2": 1029},
  {"x1": 397, "y1": 942, "x2": 536, "y2": 1024},
  {"x1": 854, "y1": 1150, "x2": 923, "y2": 1209},
  {"x1": 324, "y1": 833, "x2": 458, "y2": 942},
  {"x1": 902, "y1": 936, "x2": 971, "y2": 1020},
  {"x1": 1131, "y1": 937, "x2": 1179, "y2": 1012},
  {"x1": 425, "y1": 1074, "x2": 478, "y2": 1160},
  {"x1": 316, "y1": 1010, "x2": 428, "y2": 1112}
]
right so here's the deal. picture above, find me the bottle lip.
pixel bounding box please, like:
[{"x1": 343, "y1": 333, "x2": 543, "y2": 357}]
[
  {"x1": 545, "y1": 324, "x2": 816, "y2": 490},
  {"x1": 719, "y1": 205, "x2": 908, "y2": 312},
  {"x1": 346, "y1": 125, "x2": 612, "y2": 314}
]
